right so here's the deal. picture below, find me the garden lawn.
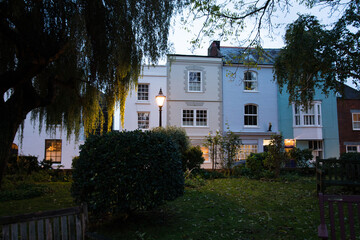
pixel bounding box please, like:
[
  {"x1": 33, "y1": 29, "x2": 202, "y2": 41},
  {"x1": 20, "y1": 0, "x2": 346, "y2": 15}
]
[
  {"x1": 0, "y1": 182, "x2": 74, "y2": 216},
  {"x1": 95, "y1": 177, "x2": 319, "y2": 240}
]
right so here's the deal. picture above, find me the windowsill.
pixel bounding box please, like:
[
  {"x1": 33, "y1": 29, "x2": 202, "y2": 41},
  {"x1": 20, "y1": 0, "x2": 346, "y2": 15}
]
[
  {"x1": 182, "y1": 125, "x2": 209, "y2": 128},
  {"x1": 187, "y1": 91, "x2": 204, "y2": 93},
  {"x1": 136, "y1": 101, "x2": 150, "y2": 105},
  {"x1": 293, "y1": 125, "x2": 322, "y2": 128},
  {"x1": 244, "y1": 126, "x2": 260, "y2": 129},
  {"x1": 243, "y1": 90, "x2": 259, "y2": 93}
]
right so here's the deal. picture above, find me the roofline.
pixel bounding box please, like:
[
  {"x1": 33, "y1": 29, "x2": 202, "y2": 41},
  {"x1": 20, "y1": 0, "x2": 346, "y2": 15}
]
[
  {"x1": 220, "y1": 46, "x2": 281, "y2": 51},
  {"x1": 167, "y1": 54, "x2": 222, "y2": 58}
]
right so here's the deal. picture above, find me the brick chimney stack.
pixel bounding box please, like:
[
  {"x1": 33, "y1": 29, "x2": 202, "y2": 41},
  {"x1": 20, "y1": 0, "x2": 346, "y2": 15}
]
[{"x1": 208, "y1": 41, "x2": 221, "y2": 57}]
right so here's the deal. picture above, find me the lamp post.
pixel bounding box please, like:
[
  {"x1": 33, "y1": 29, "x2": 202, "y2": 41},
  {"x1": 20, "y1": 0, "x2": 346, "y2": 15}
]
[{"x1": 155, "y1": 88, "x2": 166, "y2": 127}]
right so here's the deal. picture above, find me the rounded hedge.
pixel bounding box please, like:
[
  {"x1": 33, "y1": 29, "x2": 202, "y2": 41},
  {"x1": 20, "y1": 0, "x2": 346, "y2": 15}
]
[{"x1": 71, "y1": 130, "x2": 184, "y2": 218}]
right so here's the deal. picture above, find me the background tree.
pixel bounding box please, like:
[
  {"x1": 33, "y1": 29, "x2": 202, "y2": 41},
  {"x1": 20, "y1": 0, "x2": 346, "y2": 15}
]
[
  {"x1": 264, "y1": 134, "x2": 286, "y2": 178},
  {"x1": 204, "y1": 131, "x2": 222, "y2": 170},
  {"x1": 0, "y1": 0, "x2": 183, "y2": 186},
  {"x1": 186, "y1": 0, "x2": 359, "y2": 103},
  {"x1": 274, "y1": 5, "x2": 360, "y2": 104}
]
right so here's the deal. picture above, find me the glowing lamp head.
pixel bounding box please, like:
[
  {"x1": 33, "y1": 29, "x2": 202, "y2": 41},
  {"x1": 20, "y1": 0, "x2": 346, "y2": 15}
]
[{"x1": 155, "y1": 88, "x2": 166, "y2": 107}]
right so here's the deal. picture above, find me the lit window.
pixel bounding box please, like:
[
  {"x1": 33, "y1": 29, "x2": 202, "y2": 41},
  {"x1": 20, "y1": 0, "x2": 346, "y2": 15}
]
[
  {"x1": 293, "y1": 102, "x2": 321, "y2": 126},
  {"x1": 182, "y1": 110, "x2": 207, "y2": 127},
  {"x1": 138, "y1": 112, "x2": 150, "y2": 129},
  {"x1": 352, "y1": 113, "x2": 360, "y2": 130},
  {"x1": 237, "y1": 145, "x2": 258, "y2": 160},
  {"x1": 188, "y1": 71, "x2": 202, "y2": 92},
  {"x1": 201, "y1": 147, "x2": 210, "y2": 162},
  {"x1": 137, "y1": 84, "x2": 149, "y2": 101},
  {"x1": 45, "y1": 140, "x2": 62, "y2": 163},
  {"x1": 244, "y1": 71, "x2": 257, "y2": 91},
  {"x1": 244, "y1": 104, "x2": 258, "y2": 126},
  {"x1": 346, "y1": 145, "x2": 359, "y2": 153}
]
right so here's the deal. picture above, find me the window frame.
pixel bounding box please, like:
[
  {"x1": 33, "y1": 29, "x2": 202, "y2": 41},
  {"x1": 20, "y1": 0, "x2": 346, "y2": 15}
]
[
  {"x1": 188, "y1": 71, "x2": 202, "y2": 92},
  {"x1": 346, "y1": 145, "x2": 359, "y2": 153},
  {"x1": 352, "y1": 113, "x2": 360, "y2": 130},
  {"x1": 237, "y1": 144, "x2": 258, "y2": 160},
  {"x1": 182, "y1": 109, "x2": 208, "y2": 127},
  {"x1": 137, "y1": 84, "x2": 149, "y2": 101},
  {"x1": 45, "y1": 139, "x2": 62, "y2": 163},
  {"x1": 293, "y1": 102, "x2": 322, "y2": 127},
  {"x1": 243, "y1": 71, "x2": 258, "y2": 91},
  {"x1": 137, "y1": 112, "x2": 150, "y2": 130},
  {"x1": 244, "y1": 104, "x2": 258, "y2": 127}
]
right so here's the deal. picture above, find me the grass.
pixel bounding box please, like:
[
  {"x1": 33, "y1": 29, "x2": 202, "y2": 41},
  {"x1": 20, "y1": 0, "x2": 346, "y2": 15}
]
[
  {"x1": 1, "y1": 176, "x2": 347, "y2": 239},
  {"x1": 94, "y1": 177, "x2": 320, "y2": 240},
  {"x1": 0, "y1": 182, "x2": 74, "y2": 216}
]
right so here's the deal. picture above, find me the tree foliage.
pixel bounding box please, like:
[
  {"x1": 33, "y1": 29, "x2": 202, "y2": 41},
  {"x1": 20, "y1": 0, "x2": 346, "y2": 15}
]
[
  {"x1": 275, "y1": 1, "x2": 360, "y2": 104},
  {"x1": 264, "y1": 134, "x2": 286, "y2": 178},
  {"x1": 0, "y1": 0, "x2": 183, "y2": 186},
  {"x1": 187, "y1": 0, "x2": 359, "y2": 104}
]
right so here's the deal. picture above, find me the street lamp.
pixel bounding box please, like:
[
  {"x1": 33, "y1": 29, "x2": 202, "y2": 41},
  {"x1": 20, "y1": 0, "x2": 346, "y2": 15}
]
[{"x1": 155, "y1": 88, "x2": 166, "y2": 127}]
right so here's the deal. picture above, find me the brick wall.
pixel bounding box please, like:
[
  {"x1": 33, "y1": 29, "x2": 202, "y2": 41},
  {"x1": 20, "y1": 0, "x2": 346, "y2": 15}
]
[{"x1": 337, "y1": 99, "x2": 360, "y2": 154}]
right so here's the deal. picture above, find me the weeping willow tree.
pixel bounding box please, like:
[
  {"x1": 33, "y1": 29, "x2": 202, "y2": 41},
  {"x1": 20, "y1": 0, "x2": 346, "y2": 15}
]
[{"x1": 0, "y1": 0, "x2": 184, "y2": 186}]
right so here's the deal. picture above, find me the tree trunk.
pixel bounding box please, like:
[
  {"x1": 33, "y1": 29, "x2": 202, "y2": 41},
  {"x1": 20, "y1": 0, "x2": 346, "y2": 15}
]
[
  {"x1": 0, "y1": 81, "x2": 44, "y2": 187},
  {"x1": 0, "y1": 107, "x2": 26, "y2": 188}
]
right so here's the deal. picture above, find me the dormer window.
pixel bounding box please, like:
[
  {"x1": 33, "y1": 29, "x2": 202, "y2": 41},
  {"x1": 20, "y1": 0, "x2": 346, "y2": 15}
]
[
  {"x1": 244, "y1": 71, "x2": 257, "y2": 91},
  {"x1": 188, "y1": 71, "x2": 202, "y2": 92}
]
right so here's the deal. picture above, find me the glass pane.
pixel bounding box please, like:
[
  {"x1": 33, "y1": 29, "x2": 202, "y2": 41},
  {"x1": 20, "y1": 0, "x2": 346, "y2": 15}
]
[{"x1": 183, "y1": 110, "x2": 194, "y2": 126}]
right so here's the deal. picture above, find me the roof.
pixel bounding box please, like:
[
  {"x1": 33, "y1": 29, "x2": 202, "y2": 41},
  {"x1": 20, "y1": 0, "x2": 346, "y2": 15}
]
[
  {"x1": 220, "y1": 46, "x2": 280, "y2": 65},
  {"x1": 340, "y1": 84, "x2": 360, "y2": 99}
]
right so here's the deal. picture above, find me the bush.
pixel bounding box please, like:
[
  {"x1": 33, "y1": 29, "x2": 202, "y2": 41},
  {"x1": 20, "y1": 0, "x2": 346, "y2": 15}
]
[
  {"x1": 71, "y1": 130, "x2": 184, "y2": 219},
  {"x1": 184, "y1": 146, "x2": 205, "y2": 171},
  {"x1": 232, "y1": 164, "x2": 251, "y2": 177},
  {"x1": 6, "y1": 155, "x2": 40, "y2": 175},
  {"x1": 287, "y1": 148, "x2": 313, "y2": 168},
  {"x1": 246, "y1": 152, "x2": 267, "y2": 178},
  {"x1": 152, "y1": 126, "x2": 190, "y2": 171},
  {"x1": 340, "y1": 152, "x2": 360, "y2": 161},
  {"x1": 264, "y1": 134, "x2": 286, "y2": 178}
]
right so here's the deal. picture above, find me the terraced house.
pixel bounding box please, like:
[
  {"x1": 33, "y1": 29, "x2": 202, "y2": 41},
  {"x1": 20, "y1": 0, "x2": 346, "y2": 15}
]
[{"x1": 14, "y1": 42, "x2": 360, "y2": 168}]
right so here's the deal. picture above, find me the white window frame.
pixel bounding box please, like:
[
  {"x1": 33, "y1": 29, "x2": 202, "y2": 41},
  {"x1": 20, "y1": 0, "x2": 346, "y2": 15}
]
[
  {"x1": 45, "y1": 139, "x2": 62, "y2": 163},
  {"x1": 237, "y1": 145, "x2": 258, "y2": 160},
  {"x1": 352, "y1": 113, "x2": 360, "y2": 130},
  {"x1": 244, "y1": 104, "x2": 258, "y2": 127},
  {"x1": 293, "y1": 102, "x2": 322, "y2": 127},
  {"x1": 346, "y1": 145, "x2": 360, "y2": 153},
  {"x1": 182, "y1": 109, "x2": 208, "y2": 127},
  {"x1": 137, "y1": 84, "x2": 149, "y2": 101},
  {"x1": 309, "y1": 140, "x2": 323, "y2": 160},
  {"x1": 137, "y1": 112, "x2": 150, "y2": 129},
  {"x1": 188, "y1": 71, "x2": 202, "y2": 92},
  {"x1": 244, "y1": 71, "x2": 258, "y2": 91}
]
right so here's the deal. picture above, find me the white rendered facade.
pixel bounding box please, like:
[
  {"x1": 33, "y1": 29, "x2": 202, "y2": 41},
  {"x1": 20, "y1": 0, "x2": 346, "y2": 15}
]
[
  {"x1": 13, "y1": 115, "x2": 84, "y2": 169},
  {"x1": 113, "y1": 65, "x2": 167, "y2": 131},
  {"x1": 166, "y1": 55, "x2": 223, "y2": 168}
]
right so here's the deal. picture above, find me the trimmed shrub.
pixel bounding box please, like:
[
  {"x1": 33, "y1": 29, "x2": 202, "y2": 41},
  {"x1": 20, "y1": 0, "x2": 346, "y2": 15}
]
[
  {"x1": 152, "y1": 126, "x2": 190, "y2": 171},
  {"x1": 184, "y1": 146, "x2": 205, "y2": 171},
  {"x1": 71, "y1": 130, "x2": 184, "y2": 219}
]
